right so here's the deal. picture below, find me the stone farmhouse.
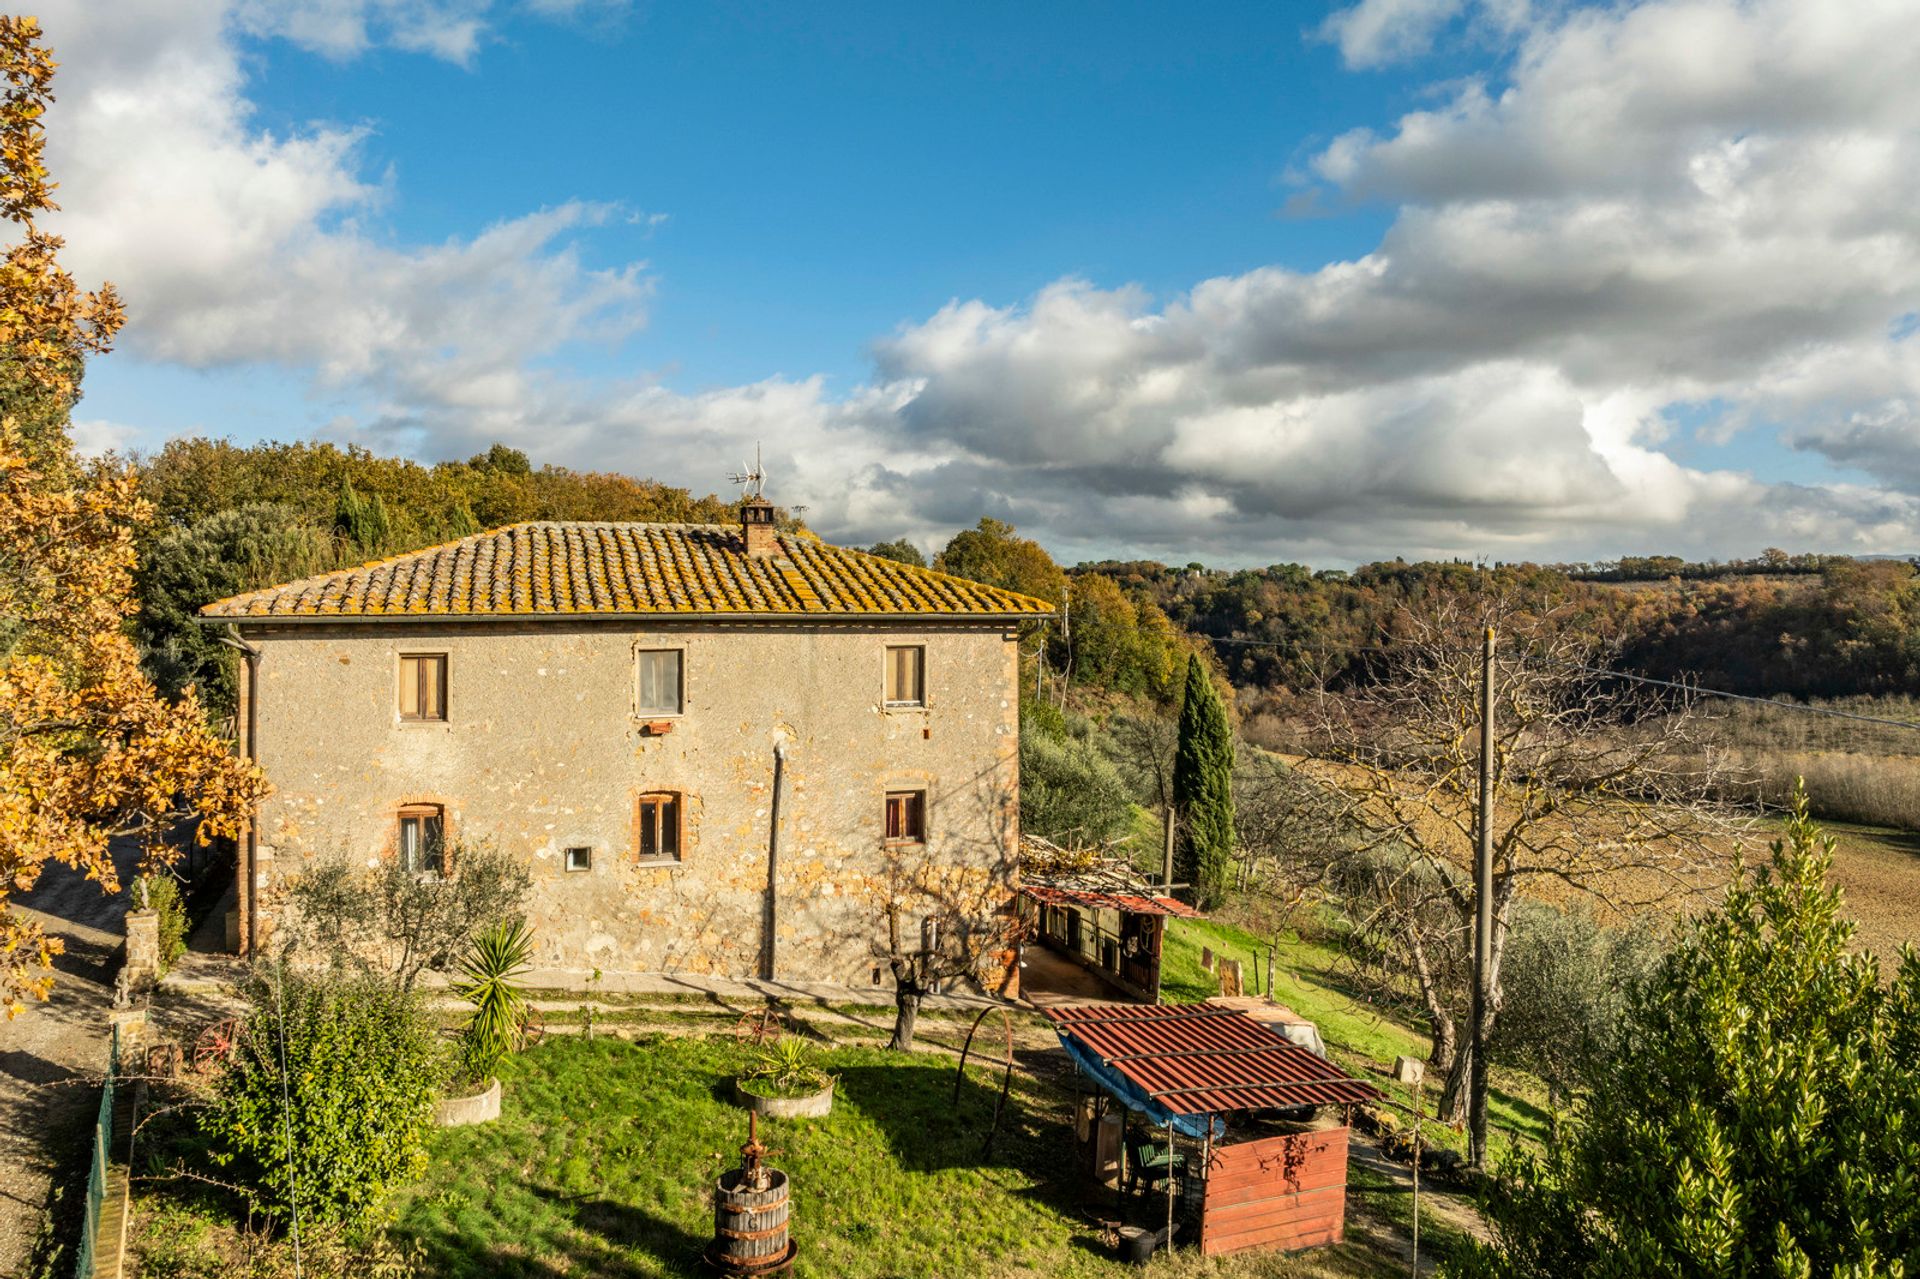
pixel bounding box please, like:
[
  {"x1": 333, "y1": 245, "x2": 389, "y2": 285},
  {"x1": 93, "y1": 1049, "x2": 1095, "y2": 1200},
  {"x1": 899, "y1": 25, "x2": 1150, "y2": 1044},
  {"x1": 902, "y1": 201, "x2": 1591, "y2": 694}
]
[{"x1": 197, "y1": 498, "x2": 1052, "y2": 989}]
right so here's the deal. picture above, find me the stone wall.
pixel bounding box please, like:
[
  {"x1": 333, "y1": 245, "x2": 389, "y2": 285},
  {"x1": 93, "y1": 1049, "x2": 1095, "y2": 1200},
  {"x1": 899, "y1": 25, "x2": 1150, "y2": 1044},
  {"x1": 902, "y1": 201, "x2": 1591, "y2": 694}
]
[{"x1": 238, "y1": 619, "x2": 1020, "y2": 986}]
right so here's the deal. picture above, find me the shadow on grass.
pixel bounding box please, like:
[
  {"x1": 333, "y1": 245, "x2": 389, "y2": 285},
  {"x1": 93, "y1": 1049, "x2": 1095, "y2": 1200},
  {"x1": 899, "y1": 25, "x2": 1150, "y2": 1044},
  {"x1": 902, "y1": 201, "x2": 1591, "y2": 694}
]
[{"x1": 403, "y1": 1187, "x2": 710, "y2": 1278}]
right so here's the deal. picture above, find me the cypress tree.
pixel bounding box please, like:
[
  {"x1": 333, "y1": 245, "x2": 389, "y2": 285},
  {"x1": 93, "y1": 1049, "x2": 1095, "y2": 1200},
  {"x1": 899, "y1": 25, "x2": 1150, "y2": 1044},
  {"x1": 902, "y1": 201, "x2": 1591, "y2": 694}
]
[
  {"x1": 1172, "y1": 653, "x2": 1234, "y2": 907},
  {"x1": 334, "y1": 475, "x2": 391, "y2": 553}
]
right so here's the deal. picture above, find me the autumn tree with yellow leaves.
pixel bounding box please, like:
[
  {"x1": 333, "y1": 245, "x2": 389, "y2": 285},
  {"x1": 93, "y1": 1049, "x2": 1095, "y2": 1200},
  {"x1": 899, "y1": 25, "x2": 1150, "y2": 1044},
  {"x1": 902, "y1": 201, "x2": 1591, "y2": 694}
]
[{"x1": 0, "y1": 17, "x2": 266, "y2": 1016}]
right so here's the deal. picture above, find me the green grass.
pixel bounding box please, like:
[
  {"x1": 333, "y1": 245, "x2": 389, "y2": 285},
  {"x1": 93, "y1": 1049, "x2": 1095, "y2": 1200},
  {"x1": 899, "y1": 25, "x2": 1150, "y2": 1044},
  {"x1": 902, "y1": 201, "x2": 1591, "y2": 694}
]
[
  {"x1": 1161, "y1": 916, "x2": 1552, "y2": 1159},
  {"x1": 385, "y1": 1033, "x2": 1457, "y2": 1279}
]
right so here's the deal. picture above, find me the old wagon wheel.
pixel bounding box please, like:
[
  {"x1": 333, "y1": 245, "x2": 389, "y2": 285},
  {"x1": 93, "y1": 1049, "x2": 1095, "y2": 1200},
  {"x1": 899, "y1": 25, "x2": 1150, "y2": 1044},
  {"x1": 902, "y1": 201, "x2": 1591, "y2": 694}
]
[
  {"x1": 518, "y1": 1006, "x2": 546, "y2": 1048},
  {"x1": 192, "y1": 1017, "x2": 241, "y2": 1073},
  {"x1": 733, "y1": 1006, "x2": 790, "y2": 1046}
]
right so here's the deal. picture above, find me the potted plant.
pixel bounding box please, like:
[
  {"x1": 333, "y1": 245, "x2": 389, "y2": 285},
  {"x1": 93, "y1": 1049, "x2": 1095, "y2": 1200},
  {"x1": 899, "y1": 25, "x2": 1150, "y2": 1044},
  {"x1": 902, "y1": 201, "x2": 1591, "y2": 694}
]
[
  {"x1": 734, "y1": 1034, "x2": 836, "y2": 1119},
  {"x1": 437, "y1": 917, "x2": 534, "y2": 1127}
]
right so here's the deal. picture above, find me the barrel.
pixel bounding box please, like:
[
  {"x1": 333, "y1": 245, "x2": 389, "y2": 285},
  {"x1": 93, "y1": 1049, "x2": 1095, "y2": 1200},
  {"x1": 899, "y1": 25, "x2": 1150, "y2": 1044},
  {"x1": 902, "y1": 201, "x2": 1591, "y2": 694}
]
[{"x1": 710, "y1": 1167, "x2": 791, "y2": 1273}]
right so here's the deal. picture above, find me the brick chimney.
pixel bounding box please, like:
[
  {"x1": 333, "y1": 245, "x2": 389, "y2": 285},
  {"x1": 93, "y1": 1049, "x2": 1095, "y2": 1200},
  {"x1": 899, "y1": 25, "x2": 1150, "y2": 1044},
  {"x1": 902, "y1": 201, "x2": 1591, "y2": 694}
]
[{"x1": 741, "y1": 495, "x2": 778, "y2": 558}]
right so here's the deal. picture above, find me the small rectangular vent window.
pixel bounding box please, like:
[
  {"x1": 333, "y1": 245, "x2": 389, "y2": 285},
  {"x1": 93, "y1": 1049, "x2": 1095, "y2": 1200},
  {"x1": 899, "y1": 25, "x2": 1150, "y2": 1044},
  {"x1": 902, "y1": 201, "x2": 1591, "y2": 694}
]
[{"x1": 564, "y1": 846, "x2": 592, "y2": 873}]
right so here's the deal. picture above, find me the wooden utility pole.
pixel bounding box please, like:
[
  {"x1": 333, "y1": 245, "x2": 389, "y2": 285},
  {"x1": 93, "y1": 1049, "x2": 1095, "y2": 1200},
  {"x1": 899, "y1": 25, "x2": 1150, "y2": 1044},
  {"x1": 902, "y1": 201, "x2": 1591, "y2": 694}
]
[
  {"x1": 1161, "y1": 807, "x2": 1176, "y2": 889},
  {"x1": 1468, "y1": 627, "x2": 1495, "y2": 1168}
]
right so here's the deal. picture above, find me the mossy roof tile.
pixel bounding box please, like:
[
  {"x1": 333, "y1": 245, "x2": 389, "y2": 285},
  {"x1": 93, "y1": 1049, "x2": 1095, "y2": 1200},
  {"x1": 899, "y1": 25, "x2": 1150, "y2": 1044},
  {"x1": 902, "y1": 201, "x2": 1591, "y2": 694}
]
[{"x1": 200, "y1": 521, "x2": 1054, "y2": 622}]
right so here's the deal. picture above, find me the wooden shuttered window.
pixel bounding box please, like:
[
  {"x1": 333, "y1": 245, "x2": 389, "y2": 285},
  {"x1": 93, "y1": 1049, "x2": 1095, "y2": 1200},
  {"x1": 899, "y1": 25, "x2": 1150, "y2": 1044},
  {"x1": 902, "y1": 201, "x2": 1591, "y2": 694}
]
[
  {"x1": 398, "y1": 654, "x2": 447, "y2": 721},
  {"x1": 884, "y1": 790, "x2": 926, "y2": 844},
  {"x1": 636, "y1": 792, "x2": 682, "y2": 861},
  {"x1": 884, "y1": 645, "x2": 924, "y2": 706},
  {"x1": 398, "y1": 805, "x2": 445, "y2": 875}
]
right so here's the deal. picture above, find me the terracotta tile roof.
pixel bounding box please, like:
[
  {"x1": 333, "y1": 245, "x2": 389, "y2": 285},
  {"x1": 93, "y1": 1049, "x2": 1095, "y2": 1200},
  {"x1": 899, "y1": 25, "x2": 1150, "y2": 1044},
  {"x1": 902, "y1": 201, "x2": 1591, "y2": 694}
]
[
  {"x1": 1044, "y1": 1002, "x2": 1383, "y2": 1115},
  {"x1": 198, "y1": 522, "x2": 1056, "y2": 621},
  {"x1": 1019, "y1": 882, "x2": 1206, "y2": 920}
]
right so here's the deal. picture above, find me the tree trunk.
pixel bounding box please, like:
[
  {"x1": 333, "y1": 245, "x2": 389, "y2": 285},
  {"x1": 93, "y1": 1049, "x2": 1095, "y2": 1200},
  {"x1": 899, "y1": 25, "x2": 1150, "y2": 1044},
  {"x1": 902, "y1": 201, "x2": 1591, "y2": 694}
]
[
  {"x1": 1438, "y1": 1040, "x2": 1472, "y2": 1123},
  {"x1": 889, "y1": 988, "x2": 921, "y2": 1051},
  {"x1": 1428, "y1": 1011, "x2": 1456, "y2": 1074}
]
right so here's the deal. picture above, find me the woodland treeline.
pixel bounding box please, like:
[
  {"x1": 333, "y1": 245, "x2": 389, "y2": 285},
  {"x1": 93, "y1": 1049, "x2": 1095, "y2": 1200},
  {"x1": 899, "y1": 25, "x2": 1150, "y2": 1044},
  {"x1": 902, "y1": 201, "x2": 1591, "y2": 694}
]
[
  {"x1": 133, "y1": 435, "x2": 1920, "y2": 720},
  {"x1": 1084, "y1": 553, "x2": 1920, "y2": 705}
]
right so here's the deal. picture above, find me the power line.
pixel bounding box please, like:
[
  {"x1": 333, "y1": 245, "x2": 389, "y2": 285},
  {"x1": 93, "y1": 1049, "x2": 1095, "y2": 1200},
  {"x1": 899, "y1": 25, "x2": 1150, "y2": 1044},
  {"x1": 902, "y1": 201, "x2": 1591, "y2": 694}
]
[
  {"x1": 1202, "y1": 632, "x2": 1920, "y2": 734},
  {"x1": 1565, "y1": 664, "x2": 1920, "y2": 734}
]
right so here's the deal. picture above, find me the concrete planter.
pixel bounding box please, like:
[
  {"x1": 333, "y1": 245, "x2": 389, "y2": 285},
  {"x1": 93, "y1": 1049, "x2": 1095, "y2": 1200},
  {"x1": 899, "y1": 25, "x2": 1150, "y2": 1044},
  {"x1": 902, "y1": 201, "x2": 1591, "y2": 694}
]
[
  {"x1": 733, "y1": 1076, "x2": 834, "y2": 1119},
  {"x1": 435, "y1": 1077, "x2": 502, "y2": 1128}
]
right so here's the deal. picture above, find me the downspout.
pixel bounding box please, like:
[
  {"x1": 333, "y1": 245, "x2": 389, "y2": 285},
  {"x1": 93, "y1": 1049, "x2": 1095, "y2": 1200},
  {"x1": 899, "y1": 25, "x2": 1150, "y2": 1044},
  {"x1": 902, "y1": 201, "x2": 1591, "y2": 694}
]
[
  {"x1": 215, "y1": 627, "x2": 261, "y2": 957},
  {"x1": 762, "y1": 739, "x2": 787, "y2": 982}
]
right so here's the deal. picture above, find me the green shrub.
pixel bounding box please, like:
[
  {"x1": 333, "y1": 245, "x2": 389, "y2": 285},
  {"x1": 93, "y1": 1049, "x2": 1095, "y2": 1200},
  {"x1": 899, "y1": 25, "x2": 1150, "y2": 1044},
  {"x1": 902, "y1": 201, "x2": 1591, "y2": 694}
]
[
  {"x1": 1488, "y1": 902, "x2": 1664, "y2": 1100},
  {"x1": 1020, "y1": 730, "x2": 1133, "y2": 847},
  {"x1": 452, "y1": 917, "x2": 533, "y2": 1085},
  {"x1": 142, "y1": 874, "x2": 189, "y2": 974},
  {"x1": 1455, "y1": 789, "x2": 1920, "y2": 1278},
  {"x1": 199, "y1": 968, "x2": 439, "y2": 1226},
  {"x1": 283, "y1": 842, "x2": 531, "y2": 990}
]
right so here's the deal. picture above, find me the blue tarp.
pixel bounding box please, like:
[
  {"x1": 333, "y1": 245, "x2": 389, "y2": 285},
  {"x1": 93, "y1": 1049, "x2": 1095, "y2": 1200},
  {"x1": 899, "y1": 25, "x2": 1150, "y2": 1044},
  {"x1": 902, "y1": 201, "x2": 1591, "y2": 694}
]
[{"x1": 1058, "y1": 1032, "x2": 1227, "y2": 1140}]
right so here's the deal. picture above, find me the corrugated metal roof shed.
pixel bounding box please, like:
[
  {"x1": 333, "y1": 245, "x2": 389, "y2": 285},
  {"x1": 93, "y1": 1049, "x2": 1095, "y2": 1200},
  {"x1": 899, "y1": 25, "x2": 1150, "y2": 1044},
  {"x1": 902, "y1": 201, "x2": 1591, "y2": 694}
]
[
  {"x1": 1019, "y1": 882, "x2": 1206, "y2": 919},
  {"x1": 1045, "y1": 1001, "x2": 1383, "y2": 1116}
]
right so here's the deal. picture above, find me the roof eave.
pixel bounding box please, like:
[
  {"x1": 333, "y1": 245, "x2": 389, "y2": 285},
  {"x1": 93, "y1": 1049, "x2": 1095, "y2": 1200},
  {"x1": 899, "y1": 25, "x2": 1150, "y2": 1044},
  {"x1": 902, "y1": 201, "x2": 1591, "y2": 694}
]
[{"x1": 193, "y1": 609, "x2": 1054, "y2": 627}]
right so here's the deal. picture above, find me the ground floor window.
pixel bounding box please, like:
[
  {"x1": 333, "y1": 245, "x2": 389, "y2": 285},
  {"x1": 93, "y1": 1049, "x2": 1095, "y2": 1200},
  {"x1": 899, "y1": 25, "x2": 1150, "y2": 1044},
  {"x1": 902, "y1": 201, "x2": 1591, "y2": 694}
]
[
  {"x1": 885, "y1": 790, "x2": 926, "y2": 843},
  {"x1": 636, "y1": 792, "x2": 683, "y2": 861},
  {"x1": 398, "y1": 804, "x2": 445, "y2": 875}
]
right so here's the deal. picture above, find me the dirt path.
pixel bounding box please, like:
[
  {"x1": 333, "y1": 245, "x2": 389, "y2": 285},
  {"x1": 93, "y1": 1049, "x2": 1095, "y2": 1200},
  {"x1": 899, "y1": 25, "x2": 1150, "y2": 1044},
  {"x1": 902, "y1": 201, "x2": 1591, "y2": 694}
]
[{"x1": 0, "y1": 844, "x2": 138, "y2": 1278}]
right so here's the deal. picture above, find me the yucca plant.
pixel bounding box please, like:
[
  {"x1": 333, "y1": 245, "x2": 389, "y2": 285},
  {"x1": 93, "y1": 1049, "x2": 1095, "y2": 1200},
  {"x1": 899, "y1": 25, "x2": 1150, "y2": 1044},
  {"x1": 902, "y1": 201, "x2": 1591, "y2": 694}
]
[
  {"x1": 743, "y1": 1034, "x2": 831, "y2": 1098},
  {"x1": 452, "y1": 917, "x2": 533, "y2": 1086}
]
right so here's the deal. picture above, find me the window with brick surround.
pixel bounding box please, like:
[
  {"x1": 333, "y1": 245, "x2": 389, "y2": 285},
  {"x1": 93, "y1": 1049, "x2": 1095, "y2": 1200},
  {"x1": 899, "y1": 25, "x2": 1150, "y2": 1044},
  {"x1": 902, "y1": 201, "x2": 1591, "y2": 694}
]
[
  {"x1": 885, "y1": 790, "x2": 926, "y2": 844},
  {"x1": 398, "y1": 804, "x2": 445, "y2": 875},
  {"x1": 636, "y1": 792, "x2": 683, "y2": 862},
  {"x1": 884, "y1": 645, "x2": 924, "y2": 707},
  {"x1": 398, "y1": 654, "x2": 447, "y2": 722}
]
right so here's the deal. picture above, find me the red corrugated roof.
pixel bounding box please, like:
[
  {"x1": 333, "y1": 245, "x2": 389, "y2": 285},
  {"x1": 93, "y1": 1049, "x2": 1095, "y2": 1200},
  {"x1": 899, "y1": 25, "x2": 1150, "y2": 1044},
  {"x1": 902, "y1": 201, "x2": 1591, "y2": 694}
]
[
  {"x1": 1045, "y1": 1001, "x2": 1383, "y2": 1115},
  {"x1": 1020, "y1": 882, "x2": 1206, "y2": 919}
]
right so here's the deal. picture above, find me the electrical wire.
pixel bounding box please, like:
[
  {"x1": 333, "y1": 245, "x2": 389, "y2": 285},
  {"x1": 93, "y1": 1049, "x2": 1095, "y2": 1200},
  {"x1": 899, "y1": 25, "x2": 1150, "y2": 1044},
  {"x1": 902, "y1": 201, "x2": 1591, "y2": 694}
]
[{"x1": 1199, "y1": 631, "x2": 1920, "y2": 733}]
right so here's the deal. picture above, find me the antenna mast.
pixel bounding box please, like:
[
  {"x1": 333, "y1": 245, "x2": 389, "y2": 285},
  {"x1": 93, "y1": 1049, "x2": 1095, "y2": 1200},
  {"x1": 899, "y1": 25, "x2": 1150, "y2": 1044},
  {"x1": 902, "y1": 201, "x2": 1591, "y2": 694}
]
[{"x1": 727, "y1": 444, "x2": 767, "y2": 500}]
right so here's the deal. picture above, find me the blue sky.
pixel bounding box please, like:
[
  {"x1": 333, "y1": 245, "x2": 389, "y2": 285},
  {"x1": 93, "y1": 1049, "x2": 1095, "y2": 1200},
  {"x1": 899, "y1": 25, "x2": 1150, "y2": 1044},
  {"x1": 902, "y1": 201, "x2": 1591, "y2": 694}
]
[{"x1": 40, "y1": 0, "x2": 1920, "y2": 566}]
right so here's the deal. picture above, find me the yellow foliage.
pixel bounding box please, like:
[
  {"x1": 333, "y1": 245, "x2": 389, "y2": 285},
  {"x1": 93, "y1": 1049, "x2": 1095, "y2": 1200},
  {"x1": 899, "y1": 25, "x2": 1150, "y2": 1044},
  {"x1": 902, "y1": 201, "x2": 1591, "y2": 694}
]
[{"x1": 0, "y1": 20, "x2": 263, "y2": 1016}]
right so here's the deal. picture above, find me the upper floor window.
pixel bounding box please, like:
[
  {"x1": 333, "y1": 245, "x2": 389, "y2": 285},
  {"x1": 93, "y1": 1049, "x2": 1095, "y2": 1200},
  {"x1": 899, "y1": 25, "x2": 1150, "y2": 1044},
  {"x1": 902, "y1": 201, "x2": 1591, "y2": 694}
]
[
  {"x1": 636, "y1": 649, "x2": 683, "y2": 716},
  {"x1": 885, "y1": 790, "x2": 926, "y2": 844},
  {"x1": 398, "y1": 654, "x2": 447, "y2": 722},
  {"x1": 398, "y1": 804, "x2": 445, "y2": 875},
  {"x1": 636, "y1": 791, "x2": 683, "y2": 862},
  {"x1": 885, "y1": 645, "x2": 924, "y2": 707}
]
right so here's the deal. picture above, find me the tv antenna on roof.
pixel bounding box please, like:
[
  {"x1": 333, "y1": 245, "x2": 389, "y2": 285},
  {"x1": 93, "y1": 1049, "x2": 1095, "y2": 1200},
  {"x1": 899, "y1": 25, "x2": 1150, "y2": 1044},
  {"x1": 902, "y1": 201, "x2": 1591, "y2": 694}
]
[{"x1": 727, "y1": 444, "x2": 767, "y2": 500}]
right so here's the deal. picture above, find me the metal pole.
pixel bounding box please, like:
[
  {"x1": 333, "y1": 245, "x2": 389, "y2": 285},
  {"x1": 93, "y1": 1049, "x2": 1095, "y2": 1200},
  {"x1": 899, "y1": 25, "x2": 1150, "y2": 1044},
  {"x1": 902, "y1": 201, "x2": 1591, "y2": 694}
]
[
  {"x1": 762, "y1": 741, "x2": 787, "y2": 981},
  {"x1": 1164, "y1": 1117, "x2": 1176, "y2": 1248},
  {"x1": 1468, "y1": 626, "x2": 1495, "y2": 1168},
  {"x1": 1411, "y1": 1068, "x2": 1423, "y2": 1277}
]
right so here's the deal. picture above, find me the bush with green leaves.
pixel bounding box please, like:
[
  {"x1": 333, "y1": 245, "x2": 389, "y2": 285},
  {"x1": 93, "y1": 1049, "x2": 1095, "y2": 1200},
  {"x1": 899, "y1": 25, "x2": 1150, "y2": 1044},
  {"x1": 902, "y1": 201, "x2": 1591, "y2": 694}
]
[
  {"x1": 1487, "y1": 901, "x2": 1664, "y2": 1101},
  {"x1": 452, "y1": 917, "x2": 533, "y2": 1086},
  {"x1": 1453, "y1": 788, "x2": 1920, "y2": 1278},
  {"x1": 140, "y1": 873, "x2": 189, "y2": 974},
  {"x1": 283, "y1": 841, "x2": 531, "y2": 990},
  {"x1": 199, "y1": 967, "x2": 439, "y2": 1227},
  {"x1": 1019, "y1": 720, "x2": 1134, "y2": 848}
]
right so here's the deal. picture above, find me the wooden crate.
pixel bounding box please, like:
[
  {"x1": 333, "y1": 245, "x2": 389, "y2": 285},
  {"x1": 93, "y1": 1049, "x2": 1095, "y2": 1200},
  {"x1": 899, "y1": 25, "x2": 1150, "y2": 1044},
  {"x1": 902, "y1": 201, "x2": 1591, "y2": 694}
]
[{"x1": 1198, "y1": 1126, "x2": 1350, "y2": 1256}]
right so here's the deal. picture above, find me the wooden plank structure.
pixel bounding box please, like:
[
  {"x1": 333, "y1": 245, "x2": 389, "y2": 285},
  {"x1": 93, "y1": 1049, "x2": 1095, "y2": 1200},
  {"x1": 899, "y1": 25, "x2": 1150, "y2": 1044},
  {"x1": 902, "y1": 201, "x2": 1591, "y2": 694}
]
[
  {"x1": 1200, "y1": 1127, "x2": 1349, "y2": 1255},
  {"x1": 1019, "y1": 875, "x2": 1203, "y2": 1001},
  {"x1": 1044, "y1": 1002, "x2": 1382, "y2": 1258}
]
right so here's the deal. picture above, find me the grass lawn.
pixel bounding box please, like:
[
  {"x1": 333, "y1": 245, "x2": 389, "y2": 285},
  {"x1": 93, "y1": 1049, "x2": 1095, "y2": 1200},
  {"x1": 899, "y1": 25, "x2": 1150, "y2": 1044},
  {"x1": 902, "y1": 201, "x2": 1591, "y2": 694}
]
[
  {"x1": 1160, "y1": 915, "x2": 1552, "y2": 1159},
  {"x1": 385, "y1": 1032, "x2": 1464, "y2": 1279}
]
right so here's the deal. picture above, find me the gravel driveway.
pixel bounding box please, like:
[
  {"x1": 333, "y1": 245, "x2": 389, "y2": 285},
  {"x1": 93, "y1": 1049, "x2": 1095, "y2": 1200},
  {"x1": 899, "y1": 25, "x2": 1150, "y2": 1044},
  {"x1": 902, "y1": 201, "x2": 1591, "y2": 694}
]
[{"x1": 0, "y1": 843, "x2": 138, "y2": 1278}]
